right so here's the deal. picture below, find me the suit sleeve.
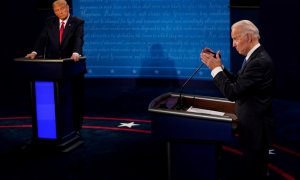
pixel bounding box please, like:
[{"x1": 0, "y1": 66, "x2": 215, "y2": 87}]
[
  {"x1": 214, "y1": 59, "x2": 269, "y2": 101},
  {"x1": 73, "y1": 19, "x2": 84, "y2": 55},
  {"x1": 32, "y1": 20, "x2": 50, "y2": 56}
]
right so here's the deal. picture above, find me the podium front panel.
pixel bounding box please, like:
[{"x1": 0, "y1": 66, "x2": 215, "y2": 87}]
[
  {"x1": 148, "y1": 92, "x2": 236, "y2": 142},
  {"x1": 34, "y1": 81, "x2": 57, "y2": 139}
]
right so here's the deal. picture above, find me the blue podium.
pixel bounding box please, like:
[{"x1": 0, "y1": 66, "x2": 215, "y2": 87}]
[
  {"x1": 148, "y1": 92, "x2": 237, "y2": 180},
  {"x1": 14, "y1": 57, "x2": 86, "y2": 152}
]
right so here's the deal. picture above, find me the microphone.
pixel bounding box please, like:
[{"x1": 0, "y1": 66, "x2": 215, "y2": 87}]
[
  {"x1": 43, "y1": 34, "x2": 48, "y2": 59},
  {"x1": 174, "y1": 50, "x2": 221, "y2": 110},
  {"x1": 175, "y1": 63, "x2": 204, "y2": 110}
]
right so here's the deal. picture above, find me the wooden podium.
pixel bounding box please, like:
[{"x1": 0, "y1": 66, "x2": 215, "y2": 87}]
[
  {"x1": 14, "y1": 57, "x2": 86, "y2": 152},
  {"x1": 148, "y1": 92, "x2": 238, "y2": 180}
]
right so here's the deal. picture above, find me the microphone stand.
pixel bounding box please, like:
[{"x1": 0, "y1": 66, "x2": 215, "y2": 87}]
[
  {"x1": 174, "y1": 50, "x2": 220, "y2": 110},
  {"x1": 43, "y1": 34, "x2": 48, "y2": 59},
  {"x1": 175, "y1": 63, "x2": 204, "y2": 110}
]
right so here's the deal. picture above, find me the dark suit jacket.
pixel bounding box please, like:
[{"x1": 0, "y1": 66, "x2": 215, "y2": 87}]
[
  {"x1": 33, "y1": 15, "x2": 84, "y2": 59},
  {"x1": 214, "y1": 46, "x2": 275, "y2": 152}
]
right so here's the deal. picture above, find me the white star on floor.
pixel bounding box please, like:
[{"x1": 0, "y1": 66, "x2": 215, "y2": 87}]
[
  {"x1": 269, "y1": 149, "x2": 276, "y2": 155},
  {"x1": 118, "y1": 122, "x2": 140, "y2": 128}
]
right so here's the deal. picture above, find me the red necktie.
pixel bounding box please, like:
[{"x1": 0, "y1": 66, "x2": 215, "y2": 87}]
[{"x1": 59, "y1": 21, "x2": 65, "y2": 44}]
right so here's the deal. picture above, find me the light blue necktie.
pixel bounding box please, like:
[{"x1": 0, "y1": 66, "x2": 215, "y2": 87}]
[
  {"x1": 239, "y1": 58, "x2": 248, "y2": 73},
  {"x1": 241, "y1": 58, "x2": 247, "y2": 69}
]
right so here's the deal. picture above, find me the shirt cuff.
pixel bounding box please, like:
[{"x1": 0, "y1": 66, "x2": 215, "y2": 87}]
[
  {"x1": 73, "y1": 52, "x2": 80, "y2": 56},
  {"x1": 211, "y1": 66, "x2": 223, "y2": 78}
]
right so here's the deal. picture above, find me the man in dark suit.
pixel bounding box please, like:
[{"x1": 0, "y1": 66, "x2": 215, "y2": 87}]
[
  {"x1": 26, "y1": 0, "x2": 86, "y2": 134},
  {"x1": 26, "y1": 0, "x2": 84, "y2": 61},
  {"x1": 200, "y1": 20, "x2": 275, "y2": 179}
]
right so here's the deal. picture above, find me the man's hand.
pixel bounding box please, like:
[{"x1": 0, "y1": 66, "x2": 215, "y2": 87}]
[
  {"x1": 200, "y1": 48, "x2": 222, "y2": 70},
  {"x1": 71, "y1": 53, "x2": 80, "y2": 61},
  {"x1": 25, "y1": 52, "x2": 37, "y2": 59}
]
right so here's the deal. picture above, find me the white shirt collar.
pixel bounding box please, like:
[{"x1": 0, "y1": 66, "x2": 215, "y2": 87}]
[
  {"x1": 59, "y1": 15, "x2": 70, "y2": 26},
  {"x1": 245, "y1": 43, "x2": 260, "y2": 61}
]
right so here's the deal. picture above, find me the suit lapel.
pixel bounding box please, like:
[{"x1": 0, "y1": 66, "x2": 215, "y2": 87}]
[
  {"x1": 238, "y1": 46, "x2": 264, "y2": 74},
  {"x1": 52, "y1": 19, "x2": 60, "y2": 46},
  {"x1": 238, "y1": 59, "x2": 249, "y2": 74}
]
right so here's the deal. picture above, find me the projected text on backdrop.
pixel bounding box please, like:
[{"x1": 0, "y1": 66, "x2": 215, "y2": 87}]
[{"x1": 73, "y1": 0, "x2": 230, "y2": 79}]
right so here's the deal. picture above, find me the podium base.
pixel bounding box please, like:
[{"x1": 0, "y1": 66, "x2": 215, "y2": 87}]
[
  {"x1": 59, "y1": 135, "x2": 84, "y2": 153},
  {"x1": 21, "y1": 135, "x2": 84, "y2": 153}
]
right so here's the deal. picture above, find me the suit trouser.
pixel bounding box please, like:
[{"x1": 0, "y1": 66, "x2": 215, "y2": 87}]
[{"x1": 241, "y1": 142, "x2": 270, "y2": 180}]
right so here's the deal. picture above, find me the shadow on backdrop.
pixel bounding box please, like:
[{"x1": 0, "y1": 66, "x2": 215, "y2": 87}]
[{"x1": 136, "y1": 43, "x2": 180, "y2": 89}]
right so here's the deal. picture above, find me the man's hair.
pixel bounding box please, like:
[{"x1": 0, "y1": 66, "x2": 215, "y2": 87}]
[
  {"x1": 53, "y1": 0, "x2": 68, "y2": 7},
  {"x1": 232, "y1": 20, "x2": 260, "y2": 39}
]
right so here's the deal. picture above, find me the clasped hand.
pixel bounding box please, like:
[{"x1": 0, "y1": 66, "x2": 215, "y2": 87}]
[{"x1": 200, "y1": 48, "x2": 222, "y2": 70}]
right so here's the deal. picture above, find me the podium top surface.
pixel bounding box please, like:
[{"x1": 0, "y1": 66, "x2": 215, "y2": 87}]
[
  {"x1": 14, "y1": 57, "x2": 87, "y2": 80},
  {"x1": 14, "y1": 57, "x2": 86, "y2": 63},
  {"x1": 148, "y1": 92, "x2": 237, "y2": 122}
]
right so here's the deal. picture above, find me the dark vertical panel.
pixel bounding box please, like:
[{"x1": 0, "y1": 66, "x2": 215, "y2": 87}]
[
  {"x1": 260, "y1": 0, "x2": 300, "y2": 99},
  {"x1": 1, "y1": 1, "x2": 40, "y2": 115}
]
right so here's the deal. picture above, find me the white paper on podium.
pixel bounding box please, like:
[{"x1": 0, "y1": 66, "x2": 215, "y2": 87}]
[{"x1": 187, "y1": 106, "x2": 225, "y2": 116}]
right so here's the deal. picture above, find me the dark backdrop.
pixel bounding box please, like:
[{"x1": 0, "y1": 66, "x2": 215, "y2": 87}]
[{"x1": 0, "y1": 0, "x2": 299, "y2": 116}]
